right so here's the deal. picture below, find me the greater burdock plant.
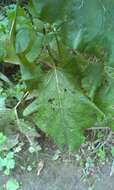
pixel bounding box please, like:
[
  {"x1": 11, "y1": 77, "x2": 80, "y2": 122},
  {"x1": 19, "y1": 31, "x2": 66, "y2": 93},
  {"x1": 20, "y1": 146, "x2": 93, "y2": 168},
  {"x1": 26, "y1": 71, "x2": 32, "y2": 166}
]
[{"x1": 0, "y1": 0, "x2": 114, "y2": 151}]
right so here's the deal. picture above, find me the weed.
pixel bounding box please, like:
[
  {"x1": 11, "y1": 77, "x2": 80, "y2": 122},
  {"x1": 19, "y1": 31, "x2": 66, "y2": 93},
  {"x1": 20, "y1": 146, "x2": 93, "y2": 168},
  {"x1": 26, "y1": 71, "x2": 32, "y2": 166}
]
[
  {"x1": 0, "y1": 152, "x2": 15, "y2": 175},
  {"x1": 6, "y1": 178, "x2": 20, "y2": 190}
]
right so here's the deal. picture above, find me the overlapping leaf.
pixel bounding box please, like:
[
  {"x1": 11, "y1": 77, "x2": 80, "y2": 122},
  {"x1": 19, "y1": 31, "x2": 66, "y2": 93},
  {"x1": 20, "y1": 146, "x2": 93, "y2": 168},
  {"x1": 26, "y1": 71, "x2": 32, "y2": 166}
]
[
  {"x1": 81, "y1": 64, "x2": 104, "y2": 100},
  {"x1": 30, "y1": 0, "x2": 114, "y2": 64},
  {"x1": 24, "y1": 68, "x2": 103, "y2": 151},
  {"x1": 95, "y1": 66, "x2": 114, "y2": 129}
]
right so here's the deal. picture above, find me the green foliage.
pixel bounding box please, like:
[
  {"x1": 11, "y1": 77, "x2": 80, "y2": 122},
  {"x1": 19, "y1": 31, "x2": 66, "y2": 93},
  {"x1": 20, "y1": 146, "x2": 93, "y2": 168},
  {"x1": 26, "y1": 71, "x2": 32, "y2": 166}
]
[
  {"x1": 6, "y1": 178, "x2": 19, "y2": 190},
  {"x1": 0, "y1": 132, "x2": 6, "y2": 147},
  {"x1": 0, "y1": 152, "x2": 15, "y2": 175},
  {"x1": 0, "y1": 1, "x2": 114, "y2": 150},
  {"x1": 96, "y1": 147, "x2": 106, "y2": 162}
]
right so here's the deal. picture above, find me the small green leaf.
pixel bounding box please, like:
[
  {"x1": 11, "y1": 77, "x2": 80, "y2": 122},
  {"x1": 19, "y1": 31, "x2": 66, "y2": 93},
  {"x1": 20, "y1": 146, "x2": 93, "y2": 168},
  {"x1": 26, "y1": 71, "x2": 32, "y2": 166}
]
[
  {"x1": 27, "y1": 165, "x2": 32, "y2": 172},
  {"x1": 0, "y1": 152, "x2": 15, "y2": 175},
  {"x1": 97, "y1": 147, "x2": 106, "y2": 162},
  {"x1": 0, "y1": 133, "x2": 6, "y2": 145},
  {"x1": 6, "y1": 179, "x2": 19, "y2": 190}
]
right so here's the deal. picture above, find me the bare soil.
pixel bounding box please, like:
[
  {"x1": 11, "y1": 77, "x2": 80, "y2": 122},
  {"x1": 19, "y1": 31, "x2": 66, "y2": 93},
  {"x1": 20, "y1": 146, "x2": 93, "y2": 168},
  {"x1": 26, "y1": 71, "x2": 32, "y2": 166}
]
[{"x1": 0, "y1": 155, "x2": 114, "y2": 190}]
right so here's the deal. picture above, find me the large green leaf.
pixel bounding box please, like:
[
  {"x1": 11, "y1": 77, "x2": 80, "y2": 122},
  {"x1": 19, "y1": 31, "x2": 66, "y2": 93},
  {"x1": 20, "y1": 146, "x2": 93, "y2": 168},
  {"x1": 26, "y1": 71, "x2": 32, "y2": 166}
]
[{"x1": 24, "y1": 68, "x2": 103, "y2": 151}]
